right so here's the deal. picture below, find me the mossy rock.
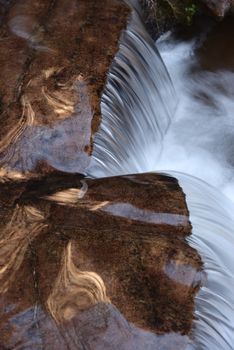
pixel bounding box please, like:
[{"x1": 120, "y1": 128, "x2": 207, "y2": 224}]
[{"x1": 140, "y1": 0, "x2": 234, "y2": 39}]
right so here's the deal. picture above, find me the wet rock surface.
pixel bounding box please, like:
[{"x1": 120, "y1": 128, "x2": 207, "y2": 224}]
[
  {"x1": 140, "y1": 0, "x2": 234, "y2": 39},
  {"x1": 0, "y1": 172, "x2": 205, "y2": 349},
  {"x1": 0, "y1": 0, "x2": 129, "y2": 176},
  {"x1": 197, "y1": 17, "x2": 234, "y2": 71},
  {"x1": 199, "y1": 0, "x2": 234, "y2": 17}
]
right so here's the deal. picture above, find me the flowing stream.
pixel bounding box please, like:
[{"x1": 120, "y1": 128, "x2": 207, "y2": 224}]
[
  {"x1": 0, "y1": 1, "x2": 234, "y2": 348},
  {"x1": 88, "y1": 5, "x2": 234, "y2": 350},
  {"x1": 88, "y1": 3, "x2": 176, "y2": 177}
]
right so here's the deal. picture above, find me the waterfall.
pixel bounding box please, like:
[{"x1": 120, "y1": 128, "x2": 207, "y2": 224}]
[
  {"x1": 88, "y1": 3, "x2": 234, "y2": 349},
  {"x1": 173, "y1": 172, "x2": 234, "y2": 350},
  {"x1": 88, "y1": 2, "x2": 176, "y2": 177},
  {"x1": 155, "y1": 34, "x2": 234, "y2": 203}
]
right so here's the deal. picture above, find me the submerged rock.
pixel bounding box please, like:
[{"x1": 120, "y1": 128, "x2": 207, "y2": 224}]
[
  {"x1": 0, "y1": 0, "x2": 130, "y2": 177},
  {"x1": 0, "y1": 172, "x2": 205, "y2": 349}
]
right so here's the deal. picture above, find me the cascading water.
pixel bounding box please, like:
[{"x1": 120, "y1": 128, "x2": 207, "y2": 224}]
[
  {"x1": 88, "y1": 3, "x2": 176, "y2": 177},
  {"x1": 88, "y1": 4, "x2": 234, "y2": 350},
  {"x1": 172, "y1": 172, "x2": 234, "y2": 350},
  {"x1": 155, "y1": 34, "x2": 234, "y2": 202}
]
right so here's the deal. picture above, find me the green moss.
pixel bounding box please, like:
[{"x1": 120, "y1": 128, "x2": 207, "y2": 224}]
[
  {"x1": 185, "y1": 3, "x2": 198, "y2": 24},
  {"x1": 161, "y1": 1, "x2": 199, "y2": 24},
  {"x1": 141, "y1": 0, "x2": 200, "y2": 38}
]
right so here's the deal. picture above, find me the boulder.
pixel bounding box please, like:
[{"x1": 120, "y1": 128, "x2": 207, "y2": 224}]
[
  {"x1": 0, "y1": 172, "x2": 205, "y2": 349},
  {"x1": 0, "y1": 0, "x2": 129, "y2": 177}
]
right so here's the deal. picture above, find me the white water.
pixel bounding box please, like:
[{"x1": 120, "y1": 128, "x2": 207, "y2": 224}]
[
  {"x1": 88, "y1": 6, "x2": 234, "y2": 350},
  {"x1": 157, "y1": 36, "x2": 234, "y2": 349},
  {"x1": 156, "y1": 35, "x2": 234, "y2": 203},
  {"x1": 88, "y1": 7, "x2": 176, "y2": 177},
  {"x1": 172, "y1": 172, "x2": 234, "y2": 350}
]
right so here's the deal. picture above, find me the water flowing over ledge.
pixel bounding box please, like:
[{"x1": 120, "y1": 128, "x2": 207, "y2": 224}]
[
  {"x1": 172, "y1": 172, "x2": 234, "y2": 350},
  {"x1": 88, "y1": 2, "x2": 176, "y2": 177}
]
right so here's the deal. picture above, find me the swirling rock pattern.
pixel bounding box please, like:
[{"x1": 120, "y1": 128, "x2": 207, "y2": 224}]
[
  {"x1": 0, "y1": 0, "x2": 129, "y2": 177},
  {"x1": 0, "y1": 172, "x2": 205, "y2": 349}
]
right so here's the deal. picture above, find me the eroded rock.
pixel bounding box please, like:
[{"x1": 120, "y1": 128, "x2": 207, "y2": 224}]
[
  {"x1": 0, "y1": 0, "x2": 130, "y2": 177},
  {"x1": 0, "y1": 172, "x2": 205, "y2": 349}
]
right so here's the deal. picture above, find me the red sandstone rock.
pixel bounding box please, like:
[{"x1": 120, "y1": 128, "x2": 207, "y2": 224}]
[
  {"x1": 0, "y1": 172, "x2": 205, "y2": 349},
  {"x1": 0, "y1": 0, "x2": 130, "y2": 177}
]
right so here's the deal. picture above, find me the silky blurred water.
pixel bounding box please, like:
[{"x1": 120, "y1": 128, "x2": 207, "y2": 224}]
[
  {"x1": 171, "y1": 172, "x2": 234, "y2": 350},
  {"x1": 156, "y1": 32, "x2": 234, "y2": 203},
  {"x1": 88, "y1": 7, "x2": 176, "y2": 177}
]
